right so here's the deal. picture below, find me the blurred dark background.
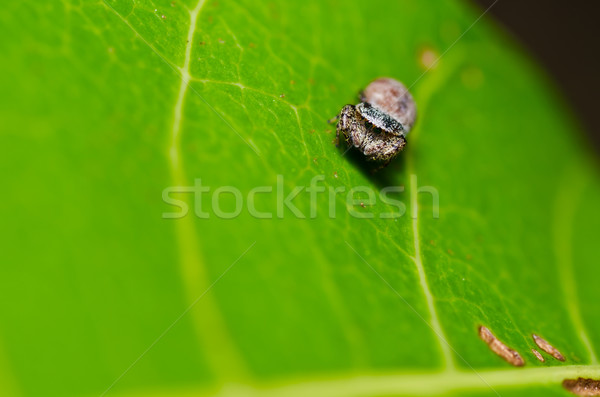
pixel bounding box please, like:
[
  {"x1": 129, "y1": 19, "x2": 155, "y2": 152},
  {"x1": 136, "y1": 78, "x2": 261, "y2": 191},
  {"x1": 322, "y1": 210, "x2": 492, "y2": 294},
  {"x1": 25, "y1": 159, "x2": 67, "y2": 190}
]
[{"x1": 475, "y1": 0, "x2": 600, "y2": 150}]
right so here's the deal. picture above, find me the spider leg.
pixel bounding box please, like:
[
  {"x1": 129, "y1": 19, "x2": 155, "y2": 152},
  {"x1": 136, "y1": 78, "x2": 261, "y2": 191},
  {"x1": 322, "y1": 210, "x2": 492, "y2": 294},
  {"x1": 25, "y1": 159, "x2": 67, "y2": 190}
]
[{"x1": 327, "y1": 115, "x2": 339, "y2": 124}]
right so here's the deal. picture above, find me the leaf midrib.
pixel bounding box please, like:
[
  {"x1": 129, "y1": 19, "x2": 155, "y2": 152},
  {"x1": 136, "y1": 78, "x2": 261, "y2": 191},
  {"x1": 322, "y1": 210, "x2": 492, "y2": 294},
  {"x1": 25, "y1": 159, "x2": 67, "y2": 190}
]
[
  {"x1": 109, "y1": 364, "x2": 600, "y2": 397},
  {"x1": 554, "y1": 165, "x2": 599, "y2": 364}
]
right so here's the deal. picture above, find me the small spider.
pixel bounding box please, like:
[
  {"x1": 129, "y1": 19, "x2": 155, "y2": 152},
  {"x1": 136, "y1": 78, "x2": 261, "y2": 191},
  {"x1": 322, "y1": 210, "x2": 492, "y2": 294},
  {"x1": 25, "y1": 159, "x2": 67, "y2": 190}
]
[{"x1": 330, "y1": 77, "x2": 417, "y2": 167}]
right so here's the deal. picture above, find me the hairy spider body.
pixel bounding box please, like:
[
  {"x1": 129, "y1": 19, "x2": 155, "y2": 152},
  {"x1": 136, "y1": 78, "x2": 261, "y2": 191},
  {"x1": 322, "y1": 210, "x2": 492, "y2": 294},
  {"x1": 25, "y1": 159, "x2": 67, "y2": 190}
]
[
  {"x1": 337, "y1": 105, "x2": 406, "y2": 163},
  {"x1": 333, "y1": 77, "x2": 416, "y2": 166}
]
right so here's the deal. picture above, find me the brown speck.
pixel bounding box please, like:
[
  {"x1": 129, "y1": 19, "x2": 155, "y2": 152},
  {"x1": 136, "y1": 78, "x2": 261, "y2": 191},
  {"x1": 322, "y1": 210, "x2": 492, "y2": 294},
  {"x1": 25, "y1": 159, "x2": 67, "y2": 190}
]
[
  {"x1": 308, "y1": 78, "x2": 315, "y2": 85},
  {"x1": 313, "y1": 157, "x2": 318, "y2": 164},
  {"x1": 532, "y1": 349, "x2": 545, "y2": 362},
  {"x1": 290, "y1": 80, "x2": 296, "y2": 85},
  {"x1": 309, "y1": 129, "x2": 316, "y2": 134},
  {"x1": 249, "y1": 42, "x2": 256, "y2": 48},
  {"x1": 533, "y1": 334, "x2": 565, "y2": 361},
  {"x1": 360, "y1": 202, "x2": 366, "y2": 208},
  {"x1": 447, "y1": 249, "x2": 454, "y2": 255},
  {"x1": 279, "y1": 93, "x2": 285, "y2": 98},
  {"x1": 329, "y1": 84, "x2": 337, "y2": 92},
  {"x1": 478, "y1": 326, "x2": 525, "y2": 367},
  {"x1": 325, "y1": 129, "x2": 332, "y2": 134},
  {"x1": 161, "y1": 14, "x2": 166, "y2": 19},
  {"x1": 199, "y1": 41, "x2": 205, "y2": 46},
  {"x1": 333, "y1": 171, "x2": 338, "y2": 179},
  {"x1": 419, "y1": 47, "x2": 439, "y2": 70},
  {"x1": 430, "y1": 240, "x2": 435, "y2": 246},
  {"x1": 563, "y1": 378, "x2": 600, "y2": 396}
]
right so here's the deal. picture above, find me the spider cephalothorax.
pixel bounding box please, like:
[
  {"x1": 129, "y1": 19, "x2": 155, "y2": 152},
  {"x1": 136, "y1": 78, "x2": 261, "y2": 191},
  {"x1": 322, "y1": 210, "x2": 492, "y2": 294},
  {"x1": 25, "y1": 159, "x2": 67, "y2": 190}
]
[{"x1": 333, "y1": 77, "x2": 417, "y2": 166}]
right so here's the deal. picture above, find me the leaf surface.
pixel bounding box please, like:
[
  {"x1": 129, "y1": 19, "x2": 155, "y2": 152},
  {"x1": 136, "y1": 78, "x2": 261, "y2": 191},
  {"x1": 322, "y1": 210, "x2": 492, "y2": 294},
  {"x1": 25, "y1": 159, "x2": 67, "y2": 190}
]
[{"x1": 1, "y1": 1, "x2": 599, "y2": 396}]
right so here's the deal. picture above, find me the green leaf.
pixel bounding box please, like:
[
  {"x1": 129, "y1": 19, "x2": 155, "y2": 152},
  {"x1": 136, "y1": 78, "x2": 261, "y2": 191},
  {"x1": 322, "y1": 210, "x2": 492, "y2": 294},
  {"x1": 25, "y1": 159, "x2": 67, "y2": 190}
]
[{"x1": 1, "y1": 0, "x2": 599, "y2": 396}]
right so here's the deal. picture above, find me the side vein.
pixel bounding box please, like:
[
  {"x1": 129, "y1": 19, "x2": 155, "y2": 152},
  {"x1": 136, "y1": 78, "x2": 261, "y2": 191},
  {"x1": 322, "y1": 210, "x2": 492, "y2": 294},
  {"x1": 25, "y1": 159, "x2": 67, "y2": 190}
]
[
  {"x1": 102, "y1": 0, "x2": 259, "y2": 157},
  {"x1": 407, "y1": 171, "x2": 456, "y2": 371},
  {"x1": 554, "y1": 165, "x2": 598, "y2": 364},
  {"x1": 402, "y1": 47, "x2": 467, "y2": 373},
  {"x1": 392, "y1": 1, "x2": 498, "y2": 371},
  {"x1": 167, "y1": 0, "x2": 250, "y2": 382}
]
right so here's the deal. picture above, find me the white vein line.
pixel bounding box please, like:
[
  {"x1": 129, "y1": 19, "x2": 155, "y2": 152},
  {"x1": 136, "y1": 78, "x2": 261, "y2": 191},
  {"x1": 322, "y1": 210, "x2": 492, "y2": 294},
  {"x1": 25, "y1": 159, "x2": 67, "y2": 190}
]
[
  {"x1": 212, "y1": 365, "x2": 600, "y2": 397},
  {"x1": 390, "y1": 0, "x2": 500, "y2": 375},
  {"x1": 408, "y1": 178, "x2": 455, "y2": 370},
  {"x1": 99, "y1": 242, "x2": 256, "y2": 397},
  {"x1": 171, "y1": 0, "x2": 261, "y2": 157},
  {"x1": 100, "y1": 1, "x2": 174, "y2": 68},
  {"x1": 101, "y1": 0, "x2": 260, "y2": 157},
  {"x1": 169, "y1": 0, "x2": 207, "y2": 164},
  {"x1": 344, "y1": 242, "x2": 501, "y2": 397},
  {"x1": 554, "y1": 168, "x2": 599, "y2": 364}
]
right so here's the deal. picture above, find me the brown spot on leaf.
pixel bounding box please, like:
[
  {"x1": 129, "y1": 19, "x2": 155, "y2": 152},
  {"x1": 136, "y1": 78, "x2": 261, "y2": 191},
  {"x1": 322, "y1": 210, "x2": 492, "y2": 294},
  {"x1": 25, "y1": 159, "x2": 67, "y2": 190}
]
[
  {"x1": 419, "y1": 47, "x2": 439, "y2": 70},
  {"x1": 290, "y1": 80, "x2": 296, "y2": 85},
  {"x1": 478, "y1": 326, "x2": 525, "y2": 367},
  {"x1": 333, "y1": 171, "x2": 338, "y2": 179},
  {"x1": 531, "y1": 348, "x2": 545, "y2": 362},
  {"x1": 249, "y1": 42, "x2": 256, "y2": 48},
  {"x1": 533, "y1": 334, "x2": 565, "y2": 361},
  {"x1": 563, "y1": 378, "x2": 600, "y2": 396}
]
